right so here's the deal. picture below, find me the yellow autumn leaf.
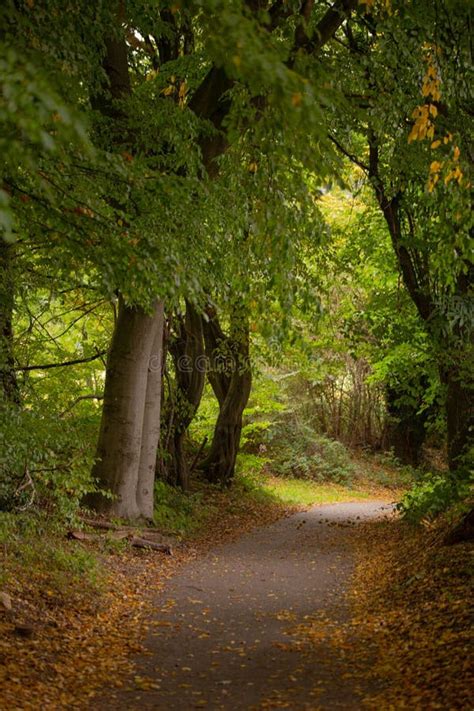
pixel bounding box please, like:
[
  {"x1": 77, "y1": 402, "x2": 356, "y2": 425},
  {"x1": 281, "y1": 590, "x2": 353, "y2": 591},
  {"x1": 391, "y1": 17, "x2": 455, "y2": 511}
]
[
  {"x1": 453, "y1": 166, "x2": 463, "y2": 183},
  {"x1": 431, "y1": 140, "x2": 441, "y2": 149},
  {"x1": 428, "y1": 174, "x2": 439, "y2": 192}
]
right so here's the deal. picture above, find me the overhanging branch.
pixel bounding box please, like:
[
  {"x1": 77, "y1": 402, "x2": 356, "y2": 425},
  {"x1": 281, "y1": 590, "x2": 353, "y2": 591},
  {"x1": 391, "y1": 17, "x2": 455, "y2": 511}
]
[
  {"x1": 328, "y1": 134, "x2": 369, "y2": 172},
  {"x1": 16, "y1": 350, "x2": 107, "y2": 372}
]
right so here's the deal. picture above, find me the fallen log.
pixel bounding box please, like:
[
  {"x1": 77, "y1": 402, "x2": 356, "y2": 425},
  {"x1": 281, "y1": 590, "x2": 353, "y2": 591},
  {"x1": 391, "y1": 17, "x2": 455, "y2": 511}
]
[
  {"x1": 67, "y1": 530, "x2": 100, "y2": 542},
  {"x1": 129, "y1": 537, "x2": 172, "y2": 555},
  {"x1": 80, "y1": 518, "x2": 135, "y2": 531},
  {"x1": 67, "y1": 530, "x2": 172, "y2": 554}
]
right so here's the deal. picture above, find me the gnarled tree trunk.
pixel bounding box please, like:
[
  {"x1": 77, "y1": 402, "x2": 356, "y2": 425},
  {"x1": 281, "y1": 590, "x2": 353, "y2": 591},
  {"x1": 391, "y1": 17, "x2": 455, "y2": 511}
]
[
  {"x1": 386, "y1": 385, "x2": 428, "y2": 467},
  {"x1": 164, "y1": 301, "x2": 205, "y2": 490},
  {"x1": 199, "y1": 306, "x2": 252, "y2": 485}
]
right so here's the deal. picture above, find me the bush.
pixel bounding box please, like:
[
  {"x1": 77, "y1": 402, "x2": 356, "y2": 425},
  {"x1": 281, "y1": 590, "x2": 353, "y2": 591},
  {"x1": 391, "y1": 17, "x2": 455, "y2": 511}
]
[
  {"x1": 0, "y1": 404, "x2": 98, "y2": 519},
  {"x1": 0, "y1": 509, "x2": 100, "y2": 589},
  {"x1": 236, "y1": 453, "x2": 269, "y2": 477},
  {"x1": 154, "y1": 480, "x2": 207, "y2": 535},
  {"x1": 266, "y1": 420, "x2": 355, "y2": 485},
  {"x1": 397, "y1": 471, "x2": 472, "y2": 523}
]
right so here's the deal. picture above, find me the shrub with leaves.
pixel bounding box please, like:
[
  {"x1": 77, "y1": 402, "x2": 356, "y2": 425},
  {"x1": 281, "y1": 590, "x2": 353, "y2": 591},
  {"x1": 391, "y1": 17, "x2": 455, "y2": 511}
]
[
  {"x1": 397, "y1": 470, "x2": 472, "y2": 524},
  {"x1": 269, "y1": 422, "x2": 355, "y2": 485},
  {"x1": 0, "y1": 404, "x2": 98, "y2": 519}
]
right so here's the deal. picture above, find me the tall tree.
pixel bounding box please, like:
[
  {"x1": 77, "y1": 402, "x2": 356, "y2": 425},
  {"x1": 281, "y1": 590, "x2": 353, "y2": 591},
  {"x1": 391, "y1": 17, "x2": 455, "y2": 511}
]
[
  {"x1": 87, "y1": 0, "x2": 360, "y2": 515},
  {"x1": 327, "y1": 0, "x2": 473, "y2": 472}
]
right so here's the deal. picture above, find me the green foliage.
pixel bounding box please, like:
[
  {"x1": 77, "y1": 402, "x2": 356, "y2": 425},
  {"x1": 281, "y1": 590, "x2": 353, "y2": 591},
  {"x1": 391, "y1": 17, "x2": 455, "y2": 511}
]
[
  {"x1": 154, "y1": 480, "x2": 205, "y2": 535},
  {"x1": 270, "y1": 423, "x2": 356, "y2": 485},
  {"x1": 236, "y1": 452, "x2": 269, "y2": 478},
  {"x1": 0, "y1": 510, "x2": 100, "y2": 589},
  {"x1": 0, "y1": 0, "x2": 471, "y2": 530},
  {"x1": 397, "y1": 472, "x2": 473, "y2": 524},
  {"x1": 0, "y1": 404, "x2": 98, "y2": 518},
  {"x1": 188, "y1": 384, "x2": 220, "y2": 445}
]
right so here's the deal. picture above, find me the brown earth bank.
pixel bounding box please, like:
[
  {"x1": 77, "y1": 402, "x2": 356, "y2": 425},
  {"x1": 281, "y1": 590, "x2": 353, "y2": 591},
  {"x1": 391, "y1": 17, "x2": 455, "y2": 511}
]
[{"x1": 349, "y1": 514, "x2": 473, "y2": 710}]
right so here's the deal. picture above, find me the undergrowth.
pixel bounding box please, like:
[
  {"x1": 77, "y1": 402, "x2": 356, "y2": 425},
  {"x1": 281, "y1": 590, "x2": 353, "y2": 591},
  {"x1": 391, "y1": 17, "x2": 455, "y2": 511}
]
[
  {"x1": 0, "y1": 511, "x2": 101, "y2": 591},
  {"x1": 397, "y1": 470, "x2": 473, "y2": 523}
]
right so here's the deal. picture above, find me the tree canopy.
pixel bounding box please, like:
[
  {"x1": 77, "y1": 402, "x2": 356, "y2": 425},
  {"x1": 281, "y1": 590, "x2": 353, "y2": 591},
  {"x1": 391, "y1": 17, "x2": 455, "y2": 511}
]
[{"x1": 0, "y1": 0, "x2": 472, "y2": 520}]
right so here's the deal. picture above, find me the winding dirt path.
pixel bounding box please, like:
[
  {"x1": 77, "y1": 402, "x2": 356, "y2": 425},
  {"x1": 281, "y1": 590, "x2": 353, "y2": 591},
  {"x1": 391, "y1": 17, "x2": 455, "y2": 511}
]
[{"x1": 104, "y1": 501, "x2": 393, "y2": 710}]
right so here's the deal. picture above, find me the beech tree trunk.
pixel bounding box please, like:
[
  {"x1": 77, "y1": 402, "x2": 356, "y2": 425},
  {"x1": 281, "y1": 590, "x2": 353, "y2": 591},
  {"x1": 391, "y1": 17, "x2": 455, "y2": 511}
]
[
  {"x1": 0, "y1": 241, "x2": 19, "y2": 405},
  {"x1": 87, "y1": 14, "x2": 167, "y2": 518},
  {"x1": 199, "y1": 307, "x2": 252, "y2": 485},
  {"x1": 136, "y1": 302, "x2": 165, "y2": 518},
  {"x1": 88, "y1": 298, "x2": 164, "y2": 518},
  {"x1": 164, "y1": 301, "x2": 205, "y2": 490}
]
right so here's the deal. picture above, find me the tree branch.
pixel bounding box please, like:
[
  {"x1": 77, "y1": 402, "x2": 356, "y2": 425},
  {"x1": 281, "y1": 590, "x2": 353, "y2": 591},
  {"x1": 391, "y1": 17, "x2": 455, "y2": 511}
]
[
  {"x1": 60, "y1": 394, "x2": 104, "y2": 418},
  {"x1": 295, "y1": 0, "x2": 359, "y2": 55},
  {"x1": 328, "y1": 134, "x2": 369, "y2": 172},
  {"x1": 16, "y1": 350, "x2": 107, "y2": 372}
]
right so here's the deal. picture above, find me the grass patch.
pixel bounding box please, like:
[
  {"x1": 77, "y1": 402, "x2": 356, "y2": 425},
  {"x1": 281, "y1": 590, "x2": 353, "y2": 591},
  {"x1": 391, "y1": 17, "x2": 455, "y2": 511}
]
[
  {"x1": 258, "y1": 475, "x2": 380, "y2": 507},
  {"x1": 153, "y1": 475, "x2": 286, "y2": 540}
]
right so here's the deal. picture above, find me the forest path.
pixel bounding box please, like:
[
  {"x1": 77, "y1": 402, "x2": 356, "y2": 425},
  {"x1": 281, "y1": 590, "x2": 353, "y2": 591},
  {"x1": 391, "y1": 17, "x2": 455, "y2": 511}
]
[{"x1": 103, "y1": 501, "x2": 393, "y2": 710}]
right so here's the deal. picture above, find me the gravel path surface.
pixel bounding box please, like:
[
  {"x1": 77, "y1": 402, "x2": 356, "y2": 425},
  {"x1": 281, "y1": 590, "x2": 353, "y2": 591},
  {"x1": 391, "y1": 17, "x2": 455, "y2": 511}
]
[{"x1": 105, "y1": 501, "x2": 393, "y2": 710}]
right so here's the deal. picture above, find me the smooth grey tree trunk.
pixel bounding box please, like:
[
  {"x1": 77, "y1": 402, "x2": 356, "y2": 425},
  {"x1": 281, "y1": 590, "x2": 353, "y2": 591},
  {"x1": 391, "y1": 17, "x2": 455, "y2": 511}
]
[
  {"x1": 89, "y1": 298, "x2": 164, "y2": 519},
  {"x1": 137, "y1": 301, "x2": 165, "y2": 519}
]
